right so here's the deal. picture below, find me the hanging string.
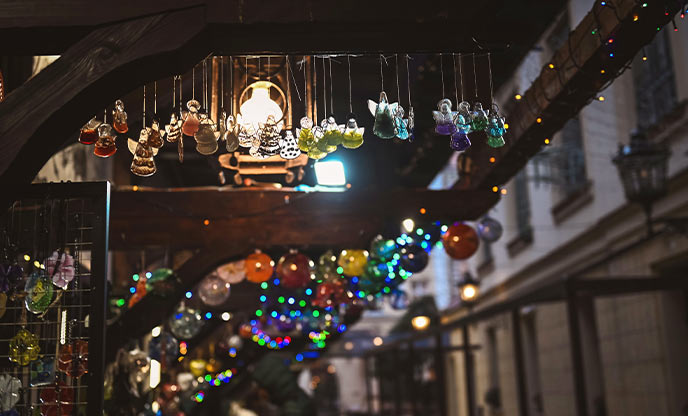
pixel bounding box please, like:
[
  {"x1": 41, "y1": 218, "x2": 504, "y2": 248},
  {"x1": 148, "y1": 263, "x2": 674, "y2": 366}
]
[
  {"x1": 405, "y1": 54, "x2": 412, "y2": 108},
  {"x1": 286, "y1": 56, "x2": 301, "y2": 102},
  {"x1": 203, "y1": 58, "x2": 208, "y2": 109},
  {"x1": 322, "y1": 57, "x2": 327, "y2": 117},
  {"x1": 329, "y1": 58, "x2": 333, "y2": 116},
  {"x1": 440, "y1": 54, "x2": 446, "y2": 98},
  {"x1": 220, "y1": 57, "x2": 224, "y2": 110},
  {"x1": 285, "y1": 56, "x2": 292, "y2": 122},
  {"x1": 267, "y1": 56, "x2": 271, "y2": 80},
  {"x1": 245, "y1": 57, "x2": 248, "y2": 91},
  {"x1": 487, "y1": 52, "x2": 494, "y2": 105},
  {"x1": 229, "y1": 57, "x2": 234, "y2": 114},
  {"x1": 192, "y1": 66, "x2": 195, "y2": 100},
  {"x1": 312, "y1": 55, "x2": 317, "y2": 121},
  {"x1": 472, "y1": 53, "x2": 478, "y2": 99},
  {"x1": 458, "y1": 54, "x2": 464, "y2": 102},
  {"x1": 154, "y1": 81, "x2": 157, "y2": 115},
  {"x1": 379, "y1": 54, "x2": 384, "y2": 91},
  {"x1": 142, "y1": 84, "x2": 146, "y2": 130},
  {"x1": 395, "y1": 54, "x2": 401, "y2": 104},
  {"x1": 347, "y1": 55, "x2": 353, "y2": 113},
  {"x1": 172, "y1": 76, "x2": 177, "y2": 109},
  {"x1": 258, "y1": 56, "x2": 261, "y2": 81},
  {"x1": 452, "y1": 54, "x2": 459, "y2": 107},
  {"x1": 179, "y1": 74, "x2": 183, "y2": 110}
]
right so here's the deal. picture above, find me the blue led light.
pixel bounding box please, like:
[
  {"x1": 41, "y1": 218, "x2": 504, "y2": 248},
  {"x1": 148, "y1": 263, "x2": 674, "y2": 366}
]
[
  {"x1": 352, "y1": 277, "x2": 359, "y2": 283},
  {"x1": 295, "y1": 354, "x2": 304, "y2": 362},
  {"x1": 259, "y1": 295, "x2": 267, "y2": 302},
  {"x1": 425, "y1": 234, "x2": 431, "y2": 240},
  {"x1": 271, "y1": 311, "x2": 278, "y2": 318},
  {"x1": 288, "y1": 297, "x2": 295, "y2": 305},
  {"x1": 185, "y1": 291, "x2": 192, "y2": 299},
  {"x1": 273, "y1": 278, "x2": 280, "y2": 286},
  {"x1": 305, "y1": 288, "x2": 313, "y2": 295},
  {"x1": 357, "y1": 291, "x2": 365, "y2": 298},
  {"x1": 175, "y1": 313, "x2": 182, "y2": 319},
  {"x1": 145, "y1": 271, "x2": 152, "y2": 278},
  {"x1": 205, "y1": 312, "x2": 212, "y2": 320},
  {"x1": 129, "y1": 287, "x2": 136, "y2": 294}
]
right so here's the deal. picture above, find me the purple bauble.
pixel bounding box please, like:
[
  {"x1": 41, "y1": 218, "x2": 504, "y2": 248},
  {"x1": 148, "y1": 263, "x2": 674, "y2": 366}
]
[{"x1": 450, "y1": 131, "x2": 471, "y2": 151}]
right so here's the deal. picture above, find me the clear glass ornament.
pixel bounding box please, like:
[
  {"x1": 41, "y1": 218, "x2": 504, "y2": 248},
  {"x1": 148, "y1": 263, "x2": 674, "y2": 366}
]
[
  {"x1": 477, "y1": 215, "x2": 503, "y2": 242},
  {"x1": 216, "y1": 260, "x2": 246, "y2": 284},
  {"x1": 450, "y1": 130, "x2": 471, "y2": 152},
  {"x1": 433, "y1": 98, "x2": 457, "y2": 135},
  {"x1": 315, "y1": 250, "x2": 339, "y2": 283},
  {"x1": 454, "y1": 101, "x2": 473, "y2": 133},
  {"x1": 148, "y1": 117, "x2": 165, "y2": 149},
  {"x1": 168, "y1": 305, "x2": 203, "y2": 339},
  {"x1": 341, "y1": 113, "x2": 364, "y2": 149},
  {"x1": 181, "y1": 99, "x2": 201, "y2": 136},
  {"x1": 0, "y1": 374, "x2": 21, "y2": 411},
  {"x1": 407, "y1": 106, "x2": 415, "y2": 141},
  {"x1": 470, "y1": 102, "x2": 488, "y2": 131},
  {"x1": 318, "y1": 115, "x2": 343, "y2": 153},
  {"x1": 195, "y1": 110, "x2": 220, "y2": 155},
  {"x1": 368, "y1": 91, "x2": 397, "y2": 139},
  {"x1": 250, "y1": 115, "x2": 281, "y2": 159},
  {"x1": 128, "y1": 129, "x2": 157, "y2": 177},
  {"x1": 165, "y1": 110, "x2": 183, "y2": 143},
  {"x1": 198, "y1": 274, "x2": 231, "y2": 307},
  {"x1": 394, "y1": 106, "x2": 410, "y2": 140},
  {"x1": 279, "y1": 130, "x2": 301, "y2": 160},
  {"x1": 112, "y1": 99, "x2": 128, "y2": 134},
  {"x1": 225, "y1": 114, "x2": 240, "y2": 152},
  {"x1": 79, "y1": 117, "x2": 101, "y2": 145},
  {"x1": 486, "y1": 104, "x2": 506, "y2": 148},
  {"x1": 94, "y1": 123, "x2": 117, "y2": 158}
]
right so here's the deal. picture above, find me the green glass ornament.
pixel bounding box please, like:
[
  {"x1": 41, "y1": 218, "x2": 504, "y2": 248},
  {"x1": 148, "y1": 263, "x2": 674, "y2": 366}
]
[
  {"x1": 368, "y1": 92, "x2": 398, "y2": 139},
  {"x1": 316, "y1": 250, "x2": 340, "y2": 283},
  {"x1": 486, "y1": 104, "x2": 506, "y2": 148},
  {"x1": 341, "y1": 113, "x2": 365, "y2": 149},
  {"x1": 370, "y1": 235, "x2": 398, "y2": 261},
  {"x1": 470, "y1": 102, "x2": 488, "y2": 131},
  {"x1": 297, "y1": 117, "x2": 317, "y2": 152},
  {"x1": 25, "y1": 271, "x2": 53, "y2": 315}
]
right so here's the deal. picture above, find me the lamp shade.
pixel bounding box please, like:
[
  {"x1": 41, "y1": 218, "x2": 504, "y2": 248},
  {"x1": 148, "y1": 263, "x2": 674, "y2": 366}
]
[{"x1": 239, "y1": 81, "x2": 283, "y2": 129}]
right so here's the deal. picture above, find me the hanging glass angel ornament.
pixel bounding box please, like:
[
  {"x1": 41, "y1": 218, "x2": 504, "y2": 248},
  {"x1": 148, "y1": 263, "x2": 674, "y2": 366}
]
[
  {"x1": 112, "y1": 99, "x2": 128, "y2": 134},
  {"x1": 470, "y1": 102, "x2": 489, "y2": 131},
  {"x1": 236, "y1": 114, "x2": 258, "y2": 148},
  {"x1": 407, "y1": 106, "x2": 415, "y2": 141},
  {"x1": 433, "y1": 98, "x2": 457, "y2": 135},
  {"x1": 224, "y1": 113, "x2": 240, "y2": 153},
  {"x1": 450, "y1": 101, "x2": 472, "y2": 151},
  {"x1": 296, "y1": 116, "x2": 317, "y2": 152},
  {"x1": 368, "y1": 92, "x2": 397, "y2": 139},
  {"x1": 165, "y1": 109, "x2": 183, "y2": 143},
  {"x1": 78, "y1": 117, "x2": 101, "y2": 145},
  {"x1": 279, "y1": 130, "x2": 301, "y2": 160},
  {"x1": 318, "y1": 115, "x2": 342, "y2": 153},
  {"x1": 195, "y1": 109, "x2": 220, "y2": 155},
  {"x1": 394, "y1": 106, "x2": 410, "y2": 140},
  {"x1": 250, "y1": 115, "x2": 281, "y2": 159},
  {"x1": 148, "y1": 116, "x2": 165, "y2": 149},
  {"x1": 128, "y1": 129, "x2": 158, "y2": 177},
  {"x1": 341, "y1": 113, "x2": 364, "y2": 149},
  {"x1": 486, "y1": 104, "x2": 506, "y2": 148},
  {"x1": 181, "y1": 99, "x2": 201, "y2": 137},
  {"x1": 94, "y1": 123, "x2": 117, "y2": 158}
]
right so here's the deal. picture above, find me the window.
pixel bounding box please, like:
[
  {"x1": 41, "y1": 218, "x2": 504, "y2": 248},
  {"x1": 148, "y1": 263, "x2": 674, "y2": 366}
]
[
  {"x1": 514, "y1": 171, "x2": 532, "y2": 242},
  {"x1": 556, "y1": 117, "x2": 587, "y2": 195},
  {"x1": 633, "y1": 29, "x2": 676, "y2": 130}
]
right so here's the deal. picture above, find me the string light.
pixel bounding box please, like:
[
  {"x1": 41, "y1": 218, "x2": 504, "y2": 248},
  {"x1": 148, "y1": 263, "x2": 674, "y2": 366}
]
[
  {"x1": 515, "y1": 94, "x2": 522, "y2": 100},
  {"x1": 598, "y1": 96, "x2": 605, "y2": 102},
  {"x1": 544, "y1": 138, "x2": 550, "y2": 144}
]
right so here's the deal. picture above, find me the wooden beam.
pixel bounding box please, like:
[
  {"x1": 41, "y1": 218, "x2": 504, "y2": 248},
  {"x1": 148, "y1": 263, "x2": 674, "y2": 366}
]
[{"x1": 456, "y1": 0, "x2": 681, "y2": 191}]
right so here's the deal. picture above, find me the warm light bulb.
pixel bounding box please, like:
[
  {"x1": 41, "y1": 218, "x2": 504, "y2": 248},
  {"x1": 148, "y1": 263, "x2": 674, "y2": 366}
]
[
  {"x1": 151, "y1": 326, "x2": 161, "y2": 337},
  {"x1": 239, "y1": 82, "x2": 283, "y2": 128},
  {"x1": 373, "y1": 337, "x2": 384, "y2": 346},
  {"x1": 402, "y1": 218, "x2": 415, "y2": 233},
  {"x1": 411, "y1": 315, "x2": 431, "y2": 331},
  {"x1": 461, "y1": 284, "x2": 478, "y2": 301}
]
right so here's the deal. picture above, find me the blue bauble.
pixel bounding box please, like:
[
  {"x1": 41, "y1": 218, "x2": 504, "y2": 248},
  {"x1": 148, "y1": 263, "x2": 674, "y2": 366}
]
[
  {"x1": 369, "y1": 235, "x2": 398, "y2": 261},
  {"x1": 399, "y1": 243, "x2": 429, "y2": 273}
]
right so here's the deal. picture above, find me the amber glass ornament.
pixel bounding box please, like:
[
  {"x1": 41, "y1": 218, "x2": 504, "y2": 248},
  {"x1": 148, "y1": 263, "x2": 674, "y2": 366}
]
[
  {"x1": 78, "y1": 117, "x2": 101, "y2": 145},
  {"x1": 276, "y1": 251, "x2": 314, "y2": 289},
  {"x1": 442, "y1": 223, "x2": 480, "y2": 259},
  {"x1": 148, "y1": 117, "x2": 165, "y2": 149},
  {"x1": 181, "y1": 100, "x2": 201, "y2": 136},
  {"x1": 112, "y1": 99, "x2": 128, "y2": 134},
  {"x1": 195, "y1": 110, "x2": 219, "y2": 155},
  {"x1": 128, "y1": 129, "x2": 157, "y2": 177},
  {"x1": 337, "y1": 249, "x2": 368, "y2": 277},
  {"x1": 9, "y1": 328, "x2": 40, "y2": 366},
  {"x1": 244, "y1": 252, "x2": 274, "y2": 283},
  {"x1": 57, "y1": 340, "x2": 88, "y2": 378},
  {"x1": 238, "y1": 323, "x2": 253, "y2": 338},
  {"x1": 94, "y1": 123, "x2": 117, "y2": 158}
]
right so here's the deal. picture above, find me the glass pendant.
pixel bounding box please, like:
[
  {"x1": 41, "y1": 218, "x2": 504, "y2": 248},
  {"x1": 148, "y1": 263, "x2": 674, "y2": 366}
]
[
  {"x1": 30, "y1": 357, "x2": 54, "y2": 387},
  {"x1": 318, "y1": 116, "x2": 342, "y2": 153},
  {"x1": 57, "y1": 340, "x2": 88, "y2": 378},
  {"x1": 128, "y1": 129, "x2": 157, "y2": 177},
  {"x1": 45, "y1": 251, "x2": 74, "y2": 290},
  {"x1": 78, "y1": 117, "x2": 101, "y2": 145},
  {"x1": 250, "y1": 115, "x2": 281, "y2": 159},
  {"x1": 433, "y1": 98, "x2": 457, "y2": 135},
  {"x1": 148, "y1": 116, "x2": 165, "y2": 149},
  {"x1": 181, "y1": 99, "x2": 201, "y2": 136},
  {"x1": 164, "y1": 109, "x2": 183, "y2": 143},
  {"x1": 486, "y1": 104, "x2": 506, "y2": 148},
  {"x1": 450, "y1": 130, "x2": 471, "y2": 151},
  {"x1": 368, "y1": 92, "x2": 397, "y2": 139},
  {"x1": 0, "y1": 375, "x2": 21, "y2": 411},
  {"x1": 40, "y1": 382, "x2": 74, "y2": 416},
  {"x1": 195, "y1": 110, "x2": 219, "y2": 155},
  {"x1": 394, "y1": 106, "x2": 409, "y2": 140},
  {"x1": 454, "y1": 101, "x2": 473, "y2": 133},
  {"x1": 279, "y1": 131, "x2": 301, "y2": 160},
  {"x1": 341, "y1": 113, "x2": 364, "y2": 149},
  {"x1": 25, "y1": 271, "x2": 54, "y2": 315},
  {"x1": 94, "y1": 123, "x2": 117, "y2": 158},
  {"x1": 470, "y1": 102, "x2": 489, "y2": 131},
  {"x1": 9, "y1": 328, "x2": 40, "y2": 365},
  {"x1": 112, "y1": 100, "x2": 128, "y2": 134},
  {"x1": 225, "y1": 114, "x2": 240, "y2": 152}
]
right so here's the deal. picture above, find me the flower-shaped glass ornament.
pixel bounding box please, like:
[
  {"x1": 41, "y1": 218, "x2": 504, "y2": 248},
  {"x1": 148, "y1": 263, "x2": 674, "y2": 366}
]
[
  {"x1": 57, "y1": 340, "x2": 88, "y2": 378},
  {"x1": 368, "y1": 91, "x2": 398, "y2": 139},
  {"x1": 78, "y1": 117, "x2": 101, "y2": 145},
  {"x1": 30, "y1": 356, "x2": 55, "y2": 387},
  {"x1": 25, "y1": 271, "x2": 54, "y2": 315},
  {"x1": 198, "y1": 273, "x2": 231, "y2": 307},
  {"x1": 0, "y1": 264, "x2": 22, "y2": 294},
  {"x1": 216, "y1": 260, "x2": 246, "y2": 284},
  {"x1": 433, "y1": 98, "x2": 458, "y2": 135},
  {"x1": 112, "y1": 99, "x2": 128, "y2": 134},
  {"x1": 148, "y1": 116, "x2": 165, "y2": 149},
  {"x1": 370, "y1": 235, "x2": 398, "y2": 261},
  {"x1": 148, "y1": 332, "x2": 179, "y2": 367},
  {"x1": 127, "y1": 129, "x2": 157, "y2": 177},
  {"x1": 442, "y1": 223, "x2": 480, "y2": 260},
  {"x1": 470, "y1": 102, "x2": 489, "y2": 131},
  {"x1": 279, "y1": 130, "x2": 301, "y2": 160},
  {"x1": 40, "y1": 382, "x2": 74, "y2": 416},
  {"x1": 315, "y1": 250, "x2": 339, "y2": 283},
  {"x1": 195, "y1": 109, "x2": 220, "y2": 155},
  {"x1": 244, "y1": 251, "x2": 274, "y2": 283},
  {"x1": 9, "y1": 328, "x2": 40, "y2": 366},
  {"x1": 225, "y1": 114, "x2": 240, "y2": 152},
  {"x1": 44, "y1": 251, "x2": 74, "y2": 290},
  {"x1": 394, "y1": 106, "x2": 410, "y2": 140},
  {"x1": 318, "y1": 116, "x2": 343, "y2": 153},
  {"x1": 0, "y1": 374, "x2": 21, "y2": 412},
  {"x1": 341, "y1": 113, "x2": 365, "y2": 149},
  {"x1": 181, "y1": 99, "x2": 201, "y2": 137},
  {"x1": 337, "y1": 249, "x2": 368, "y2": 277},
  {"x1": 275, "y1": 251, "x2": 314, "y2": 289},
  {"x1": 399, "y1": 243, "x2": 429, "y2": 273},
  {"x1": 477, "y1": 216, "x2": 503, "y2": 243},
  {"x1": 296, "y1": 116, "x2": 316, "y2": 152},
  {"x1": 486, "y1": 104, "x2": 506, "y2": 148},
  {"x1": 454, "y1": 101, "x2": 473, "y2": 133},
  {"x1": 450, "y1": 130, "x2": 471, "y2": 152},
  {"x1": 168, "y1": 305, "x2": 203, "y2": 340},
  {"x1": 94, "y1": 123, "x2": 117, "y2": 158},
  {"x1": 165, "y1": 110, "x2": 183, "y2": 143},
  {"x1": 250, "y1": 115, "x2": 281, "y2": 159}
]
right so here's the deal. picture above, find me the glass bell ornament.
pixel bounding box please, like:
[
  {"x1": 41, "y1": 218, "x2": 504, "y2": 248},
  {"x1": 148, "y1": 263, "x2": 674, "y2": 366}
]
[
  {"x1": 225, "y1": 114, "x2": 240, "y2": 152},
  {"x1": 315, "y1": 250, "x2": 339, "y2": 283},
  {"x1": 486, "y1": 104, "x2": 506, "y2": 148},
  {"x1": 9, "y1": 328, "x2": 40, "y2": 366},
  {"x1": 337, "y1": 249, "x2": 368, "y2": 277},
  {"x1": 477, "y1": 216, "x2": 503, "y2": 243},
  {"x1": 148, "y1": 332, "x2": 179, "y2": 367},
  {"x1": 450, "y1": 130, "x2": 471, "y2": 152},
  {"x1": 341, "y1": 113, "x2": 364, "y2": 149},
  {"x1": 112, "y1": 99, "x2": 128, "y2": 134},
  {"x1": 318, "y1": 115, "x2": 343, "y2": 153},
  {"x1": 394, "y1": 106, "x2": 410, "y2": 140},
  {"x1": 181, "y1": 99, "x2": 201, "y2": 136},
  {"x1": 399, "y1": 243, "x2": 429, "y2": 273},
  {"x1": 30, "y1": 357, "x2": 55, "y2": 387},
  {"x1": 57, "y1": 340, "x2": 88, "y2": 378},
  {"x1": 244, "y1": 251, "x2": 274, "y2": 283},
  {"x1": 25, "y1": 271, "x2": 54, "y2": 315},
  {"x1": 0, "y1": 374, "x2": 21, "y2": 411},
  {"x1": 45, "y1": 251, "x2": 74, "y2": 290},
  {"x1": 168, "y1": 305, "x2": 203, "y2": 340},
  {"x1": 195, "y1": 109, "x2": 220, "y2": 155},
  {"x1": 454, "y1": 101, "x2": 473, "y2": 133},
  {"x1": 275, "y1": 251, "x2": 314, "y2": 289},
  {"x1": 250, "y1": 115, "x2": 281, "y2": 159},
  {"x1": 470, "y1": 102, "x2": 489, "y2": 131},
  {"x1": 148, "y1": 116, "x2": 165, "y2": 149},
  {"x1": 40, "y1": 381, "x2": 74, "y2": 416},
  {"x1": 279, "y1": 130, "x2": 301, "y2": 160},
  {"x1": 433, "y1": 98, "x2": 458, "y2": 135},
  {"x1": 198, "y1": 273, "x2": 231, "y2": 307},
  {"x1": 165, "y1": 109, "x2": 183, "y2": 143},
  {"x1": 370, "y1": 235, "x2": 397, "y2": 261},
  {"x1": 442, "y1": 223, "x2": 480, "y2": 260},
  {"x1": 78, "y1": 117, "x2": 101, "y2": 145},
  {"x1": 94, "y1": 123, "x2": 117, "y2": 158},
  {"x1": 128, "y1": 129, "x2": 157, "y2": 177},
  {"x1": 216, "y1": 260, "x2": 246, "y2": 284},
  {"x1": 368, "y1": 91, "x2": 398, "y2": 139}
]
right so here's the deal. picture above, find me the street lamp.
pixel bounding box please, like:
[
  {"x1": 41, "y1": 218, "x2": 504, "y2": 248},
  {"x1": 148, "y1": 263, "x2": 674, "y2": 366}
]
[{"x1": 458, "y1": 271, "x2": 480, "y2": 303}]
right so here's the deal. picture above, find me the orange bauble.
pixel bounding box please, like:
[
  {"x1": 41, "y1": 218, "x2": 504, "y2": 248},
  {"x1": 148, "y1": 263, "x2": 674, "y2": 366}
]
[
  {"x1": 244, "y1": 252, "x2": 274, "y2": 283},
  {"x1": 442, "y1": 223, "x2": 480, "y2": 259}
]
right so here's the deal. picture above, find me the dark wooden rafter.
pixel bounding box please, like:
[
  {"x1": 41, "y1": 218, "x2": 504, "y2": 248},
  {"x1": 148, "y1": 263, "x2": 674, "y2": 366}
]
[{"x1": 456, "y1": 0, "x2": 681, "y2": 190}]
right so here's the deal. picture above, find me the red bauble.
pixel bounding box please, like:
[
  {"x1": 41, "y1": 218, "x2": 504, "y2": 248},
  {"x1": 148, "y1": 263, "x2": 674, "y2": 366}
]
[
  {"x1": 275, "y1": 252, "x2": 313, "y2": 289},
  {"x1": 238, "y1": 323, "x2": 253, "y2": 339},
  {"x1": 442, "y1": 223, "x2": 480, "y2": 259},
  {"x1": 312, "y1": 280, "x2": 349, "y2": 308}
]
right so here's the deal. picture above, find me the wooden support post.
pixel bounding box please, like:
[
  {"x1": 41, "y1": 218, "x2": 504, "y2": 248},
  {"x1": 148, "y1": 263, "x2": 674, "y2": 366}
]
[
  {"x1": 566, "y1": 285, "x2": 589, "y2": 416},
  {"x1": 511, "y1": 309, "x2": 529, "y2": 416},
  {"x1": 462, "y1": 326, "x2": 476, "y2": 416}
]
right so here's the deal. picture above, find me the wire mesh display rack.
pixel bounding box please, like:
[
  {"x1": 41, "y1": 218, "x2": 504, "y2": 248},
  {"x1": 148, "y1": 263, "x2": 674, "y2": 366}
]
[{"x1": 0, "y1": 182, "x2": 109, "y2": 416}]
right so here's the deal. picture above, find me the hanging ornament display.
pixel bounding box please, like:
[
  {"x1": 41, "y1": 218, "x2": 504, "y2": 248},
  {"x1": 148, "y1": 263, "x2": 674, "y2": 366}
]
[
  {"x1": 128, "y1": 129, "x2": 157, "y2": 177},
  {"x1": 78, "y1": 117, "x2": 101, "y2": 145},
  {"x1": 433, "y1": 98, "x2": 457, "y2": 135},
  {"x1": 30, "y1": 356, "x2": 55, "y2": 387},
  {"x1": 45, "y1": 251, "x2": 75, "y2": 290},
  {"x1": 112, "y1": 99, "x2": 128, "y2": 134},
  {"x1": 198, "y1": 273, "x2": 231, "y2": 307},
  {"x1": 477, "y1": 216, "x2": 503, "y2": 243},
  {"x1": 168, "y1": 305, "x2": 204, "y2": 340},
  {"x1": 94, "y1": 122, "x2": 117, "y2": 158},
  {"x1": 222, "y1": 57, "x2": 241, "y2": 153},
  {"x1": 370, "y1": 235, "x2": 398, "y2": 261},
  {"x1": 40, "y1": 382, "x2": 74, "y2": 416},
  {"x1": 279, "y1": 130, "x2": 301, "y2": 160},
  {"x1": 369, "y1": 91, "x2": 397, "y2": 139},
  {"x1": 337, "y1": 249, "x2": 368, "y2": 277},
  {"x1": 250, "y1": 115, "x2": 281, "y2": 159},
  {"x1": 244, "y1": 251, "x2": 274, "y2": 283},
  {"x1": 399, "y1": 243, "x2": 429, "y2": 273},
  {"x1": 275, "y1": 251, "x2": 314, "y2": 289},
  {"x1": 442, "y1": 223, "x2": 480, "y2": 259},
  {"x1": 9, "y1": 328, "x2": 40, "y2": 366},
  {"x1": 25, "y1": 271, "x2": 54, "y2": 315},
  {"x1": 216, "y1": 260, "x2": 246, "y2": 284},
  {"x1": 57, "y1": 340, "x2": 88, "y2": 378},
  {"x1": 165, "y1": 76, "x2": 183, "y2": 143},
  {"x1": 0, "y1": 375, "x2": 21, "y2": 412}
]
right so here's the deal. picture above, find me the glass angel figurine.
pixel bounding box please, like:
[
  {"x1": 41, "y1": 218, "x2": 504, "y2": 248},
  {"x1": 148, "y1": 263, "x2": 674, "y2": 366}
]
[
  {"x1": 128, "y1": 128, "x2": 158, "y2": 177},
  {"x1": 181, "y1": 99, "x2": 201, "y2": 137},
  {"x1": 94, "y1": 123, "x2": 117, "y2": 158},
  {"x1": 112, "y1": 100, "x2": 128, "y2": 134},
  {"x1": 486, "y1": 104, "x2": 506, "y2": 148},
  {"x1": 165, "y1": 108, "x2": 183, "y2": 143},
  {"x1": 148, "y1": 116, "x2": 165, "y2": 149},
  {"x1": 368, "y1": 91, "x2": 398, "y2": 139},
  {"x1": 250, "y1": 115, "x2": 281, "y2": 159},
  {"x1": 318, "y1": 115, "x2": 343, "y2": 153},
  {"x1": 394, "y1": 106, "x2": 409, "y2": 140},
  {"x1": 470, "y1": 102, "x2": 489, "y2": 131},
  {"x1": 454, "y1": 101, "x2": 473, "y2": 133},
  {"x1": 296, "y1": 116, "x2": 318, "y2": 153},
  {"x1": 224, "y1": 113, "x2": 240, "y2": 152},
  {"x1": 79, "y1": 117, "x2": 101, "y2": 145},
  {"x1": 279, "y1": 130, "x2": 301, "y2": 160},
  {"x1": 341, "y1": 113, "x2": 365, "y2": 149},
  {"x1": 433, "y1": 98, "x2": 457, "y2": 135},
  {"x1": 195, "y1": 109, "x2": 220, "y2": 155}
]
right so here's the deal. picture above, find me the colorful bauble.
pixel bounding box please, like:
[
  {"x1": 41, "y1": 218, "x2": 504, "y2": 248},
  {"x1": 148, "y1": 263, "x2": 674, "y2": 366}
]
[
  {"x1": 0, "y1": 375, "x2": 21, "y2": 412},
  {"x1": 198, "y1": 274, "x2": 231, "y2": 307},
  {"x1": 40, "y1": 381, "x2": 74, "y2": 416},
  {"x1": 216, "y1": 260, "x2": 246, "y2": 284},
  {"x1": 57, "y1": 340, "x2": 88, "y2": 378},
  {"x1": 399, "y1": 243, "x2": 429, "y2": 273},
  {"x1": 477, "y1": 216, "x2": 503, "y2": 243},
  {"x1": 149, "y1": 332, "x2": 179, "y2": 367},
  {"x1": 238, "y1": 323, "x2": 253, "y2": 339},
  {"x1": 9, "y1": 328, "x2": 40, "y2": 366},
  {"x1": 312, "y1": 280, "x2": 348, "y2": 308},
  {"x1": 337, "y1": 250, "x2": 368, "y2": 277},
  {"x1": 168, "y1": 306, "x2": 203, "y2": 340},
  {"x1": 442, "y1": 223, "x2": 480, "y2": 259},
  {"x1": 244, "y1": 252, "x2": 274, "y2": 283},
  {"x1": 189, "y1": 359, "x2": 207, "y2": 378},
  {"x1": 363, "y1": 258, "x2": 391, "y2": 282},
  {"x1": 315, "y1": 250, "x2": 339, "y2": 283},
  {"x1": 369, "y1": 235, "x2": 398, "y2": 261},
  {"x1": 25, "y1": 271, "x2": 54, "y2": 314},
  {"x1": 275, "y1": 252, "x2": 314, "y2": 289}
]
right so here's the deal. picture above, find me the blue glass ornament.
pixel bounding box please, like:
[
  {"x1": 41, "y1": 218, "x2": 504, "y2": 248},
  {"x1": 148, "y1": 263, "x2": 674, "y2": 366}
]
[
  {"x1": 454, "y1": 101, "x2": 473, "y2": 133},
  {"x1": 399, "y1": 243, "x2": 429, "y2": 273},
  {"x1": 370, "y1": 235, "x2": 398, "y2": 261},
  {"x1": 486, "y1": 104, "x2": 506, "y2": 148},
  {"x1": 29, "y1": 357, "x2": 54, "y2": 387},
  {"x1": 394, "y1": 106, "x2": 409, "y2": 140},
  {"x1": 149, "y1": 332, "x2": 179, "y2": 366},
  {"x1": 433, "y1": 98, "x2": 457, "y2": 135},
  {"x1": 477, "y1": 216, "x2": 503, "y2": 243},
  {"x1": 450, "y1": 130, "x2": 471, "y2": 152},
  {"x1": 470, "y1": 102, "x2": 488, "y2": 131},
  {"x1": 368, "y1": 92, "x2": 398, "y2": 139}
]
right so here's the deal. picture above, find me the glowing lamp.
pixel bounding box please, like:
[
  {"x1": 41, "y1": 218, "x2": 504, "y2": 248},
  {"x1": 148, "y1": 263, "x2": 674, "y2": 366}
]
[
  {"x1": 411, "y1": 315, "x2": 431, "y2": 331},
  {"x1": 314, "y1": 160, "x2": 346, "y2": 186},
  {"x1": 458, "y1": 271, "x2": 480, "y2": 303},
  {"x1": 239, "y1": 81, "x2": 283, "y2": 129}
]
